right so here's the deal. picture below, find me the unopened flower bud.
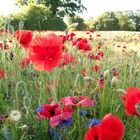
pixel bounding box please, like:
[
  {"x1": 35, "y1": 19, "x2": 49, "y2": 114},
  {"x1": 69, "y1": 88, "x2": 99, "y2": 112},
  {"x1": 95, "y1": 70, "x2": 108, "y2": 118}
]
[
  {"x1": 116, "y1": 89, "x2": 126, "y2": 95},
  {"x1": 21, "y1": 124, "x2": 28, "y2": 131},
  {"x1": 104, "y1": 70, "x2": 109, "y2": 78},
  {"x1": 111, "y1": 76, "x2": 118, "y2": 87}
]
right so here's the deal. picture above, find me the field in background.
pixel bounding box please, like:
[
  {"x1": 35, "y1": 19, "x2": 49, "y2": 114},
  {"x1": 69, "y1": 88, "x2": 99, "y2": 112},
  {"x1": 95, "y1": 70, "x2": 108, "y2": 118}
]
[{"x1": 34, "y1": 31, "x2": 140, "y2": 47}]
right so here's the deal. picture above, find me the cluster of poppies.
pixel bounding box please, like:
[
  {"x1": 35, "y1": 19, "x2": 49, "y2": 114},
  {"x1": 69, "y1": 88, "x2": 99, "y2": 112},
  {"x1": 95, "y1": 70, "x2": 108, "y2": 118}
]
[
  {"x1": 37, "y1": 96, "x2": 94, "y2": 127},
  {"x1": 85, "y1": 87, "x2": 140, "y2": 140},
  {"x1": 0, "y1": 29, "x2": 105, "y2": 78},
  {"x1": 36, "y1": 87, "x2": 140, "y2": 139},
  {"x1": 85, "y1": 114, "x2": 125, "y2": 140}
]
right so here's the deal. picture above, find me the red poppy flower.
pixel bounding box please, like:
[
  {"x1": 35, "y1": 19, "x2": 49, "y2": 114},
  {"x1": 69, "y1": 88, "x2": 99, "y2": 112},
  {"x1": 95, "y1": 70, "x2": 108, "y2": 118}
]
[
  {"x1": 123, "y1": 46, "x2": 127, "y2": 49},
  {"x1": 90, "y1": 29, "x2": 94, "y2": 33},
  {"x1": 86, "y1": 31, "x2": 90, "y2": 35},
  {"x1": 50, "y1": 107, "x2": 73, "y2": 127},
  {"x1": 28, "y1": 33, "x2": 62, "y2": 71},
  {"x1": 84, "y1": 125, "x2": 100, "y2": 140},
  {"x1": 67, "y1": 33, "x2": 76, "y2": 41},
  {"x1": 97, "y1": 44, "x2": 102, "y2": 50},
  {"x1": 113, "y1": 69, "x2": 119, "y2": 77},
  {"x1": 95, "y1": 52, "x2": 104, "y2": 61},
  {"x1": 99, "y1": 114, "x2": 124, "y2": 140},
  {"x1": 117, "y1": 45, "x2": 121, "y2": 48},
  {"x1": 97, "y1": 52, "x2": 104, "y2": 58},
  {"x1": 87, "y1": 53, "x2": 95, "y2": 60},
  {"x1": 14, "y1": 30, "x2": 33, "y2": 49},
  {"x1": 0, "y1": 68, "x2": 5, "y2": 79},
  {"x1": 72, "y1": 37, "x2": 82, "y2": 46},
  {"x1": 122, "y1": 88, "x2": 140, "y2": 116},
  {"x1": 84, "y1": 114, "x2": 124, "y2": 140},
  {"x1": 37, "y1": 103, "x2": 73, "y2": 127},
  {"x1": 59, "y1": 35, "x2": 67, "y2": 43},
  {"x1": 61, "y1": 96, "x2": 94, "y2": 107},
  {"x1": 0, "y1": 114, "x2": 8, "y2": 122},
  {"x1": 62, "y1": 52, "x2": 76, "y2": 65},
  {"x1": 82, "y1": 68, "x2": 86, "y2": 77},
  {"x1": 77, "y1": 39, "x2": 92, "y2": 52},
  {"x1": 98, "y1": 79, "x2": 105, "y2": 88},
  {"x1": 95, "y1": 77, "x2": 105, "y2": 89},
  {"x1": 92, "y1": 65, "x2": 100, "y2": 73},
  {"x1": 0, "y1": 42, "x2": 9, "y2": 49},
  {"x1": 20, "y1": 58, "x2": 30, "y2": 69},
  {"x1": 89, "y1": 37, "x2": 93, "y2": 41},
  {"x1": 37, "y1": 103, "x2": 60, "y2": 118}
]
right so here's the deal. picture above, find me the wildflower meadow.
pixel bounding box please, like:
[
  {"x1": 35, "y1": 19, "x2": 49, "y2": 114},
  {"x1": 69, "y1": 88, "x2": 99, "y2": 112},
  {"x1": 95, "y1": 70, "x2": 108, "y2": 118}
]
[{"x1": 0, "y1": 20, "x2": 140, "y2": 140}]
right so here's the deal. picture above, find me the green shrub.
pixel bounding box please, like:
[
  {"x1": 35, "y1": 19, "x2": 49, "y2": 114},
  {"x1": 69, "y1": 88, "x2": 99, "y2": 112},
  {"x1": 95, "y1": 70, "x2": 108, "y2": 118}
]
[
  {"x1": 10, "y1": 4, "x2": 67, "y2": 30},
  {"x1": 95, "y1": 12, "x2": 120, "y2": 31}
]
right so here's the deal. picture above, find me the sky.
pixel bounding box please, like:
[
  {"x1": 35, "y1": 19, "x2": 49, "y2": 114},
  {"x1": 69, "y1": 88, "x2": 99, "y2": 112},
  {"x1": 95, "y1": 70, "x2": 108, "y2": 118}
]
[
  {"x1": 0, "y1": 0, "x2": 19, "y2": 16},
  {"x1": 0, "y1": 0, "x2": 140, "y2": 18},
  {"x1": 81, "y1": 0, "x2": 140, "y2": 18}
]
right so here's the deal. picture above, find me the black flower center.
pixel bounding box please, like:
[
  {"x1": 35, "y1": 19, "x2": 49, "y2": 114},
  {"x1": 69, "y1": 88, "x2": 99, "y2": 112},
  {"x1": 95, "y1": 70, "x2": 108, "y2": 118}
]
[{"x1": 50, "y1": 109, "x2": 55, "y2": 116}]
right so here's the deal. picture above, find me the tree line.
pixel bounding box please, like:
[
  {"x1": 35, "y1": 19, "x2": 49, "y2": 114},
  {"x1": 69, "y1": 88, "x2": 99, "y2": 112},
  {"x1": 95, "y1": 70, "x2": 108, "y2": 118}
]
[{"x1": 0, "y1": 0, "x2": 139, "y2": 31}]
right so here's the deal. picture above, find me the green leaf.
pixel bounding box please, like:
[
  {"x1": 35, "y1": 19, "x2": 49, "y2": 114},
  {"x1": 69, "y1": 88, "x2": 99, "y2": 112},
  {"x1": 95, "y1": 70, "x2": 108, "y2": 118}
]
[{"x1": 135, "y1": 102, "x2": 140, "y2": 116}]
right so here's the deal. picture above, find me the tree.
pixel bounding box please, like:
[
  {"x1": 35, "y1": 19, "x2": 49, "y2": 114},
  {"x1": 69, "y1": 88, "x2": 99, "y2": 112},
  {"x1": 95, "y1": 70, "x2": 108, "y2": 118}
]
[
  {"x1": 116, "y1": 11, "x2": 135, "y2": 31},
  {"x1": 11, "y1": 4, "x2": 67, "y2": 30},
  {"x1": 16, "y1": 0, "x2": 86, "y2": 17},
  {"x1": 95, "y1": 12, "x2": 120, "y2": 31},
  {"x1": 128, "y1": 10, "x2": 140, "y2": 31}
]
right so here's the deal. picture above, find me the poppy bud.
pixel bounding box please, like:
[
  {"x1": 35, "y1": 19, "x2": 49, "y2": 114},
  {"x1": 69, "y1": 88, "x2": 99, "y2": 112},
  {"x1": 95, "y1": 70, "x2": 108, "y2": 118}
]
[
  {"x1": 104, "y1": 70, "x2": 109, "y2": 78},
  {"x1": 111, "y1": 76, "x2": 118, "y2": 87},
  {"x1": 21, "y1": 124, "x2": 28, "y2": 131},
  {"x1": 116, "y1": 89, "x2": 126, "y2": 95}
]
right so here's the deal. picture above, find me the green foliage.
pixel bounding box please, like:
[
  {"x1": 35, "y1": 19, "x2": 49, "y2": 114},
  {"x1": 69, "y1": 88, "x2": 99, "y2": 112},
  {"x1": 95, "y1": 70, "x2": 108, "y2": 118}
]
[
  {"x1": 11, "y1": 4, "x2": 67, "y2": 30},
  {"x1": 94, "y1": 10, "x2": 140, "y2": 31},
  {"x1": 95, "y1": 12, "x2": 120, "y2": 31},
  {"x1": 116, "y1": 11, "x2": 135, "y2": 31},
  {"x1": 68, "y1": 16, "x2": 88, "y2": 31},
  {"x1": 16, "y1": 0, "x2": 87, "y2": 17},
  {"x1": 128, "y1": 10, "x2": 140, "y2": 31}
]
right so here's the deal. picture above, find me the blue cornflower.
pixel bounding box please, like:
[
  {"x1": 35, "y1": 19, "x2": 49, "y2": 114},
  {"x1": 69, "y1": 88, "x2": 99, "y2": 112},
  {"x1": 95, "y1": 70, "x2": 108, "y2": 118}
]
[
  {"x1": 48, "y1": 128, "x2": 61, "y2": 140},
  {"x1": 48, "y1": 127, "x2": 54, "y2": 137},
  {"x1": 80, "y1": 110, "x2": 87, "y2": 116},
  {"x1": 88, "y1": 118, "x2": 101, "y2": 127},
  {"x1": 57, "y1": 134, "x2": 62, "y2": 140},
  {"x1": 59, "y1": 118, "x2": 72, "y2": 128},
  {"x1": 36, "y1": 106, "x2": 44, "y2": 112}
]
